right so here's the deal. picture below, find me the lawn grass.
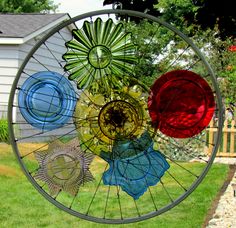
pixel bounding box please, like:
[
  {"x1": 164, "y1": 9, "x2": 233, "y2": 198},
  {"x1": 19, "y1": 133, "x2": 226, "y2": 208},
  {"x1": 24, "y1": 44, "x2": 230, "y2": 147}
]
[{"x1": 0, "y1": 143, "x2": 229, "y2": 228}]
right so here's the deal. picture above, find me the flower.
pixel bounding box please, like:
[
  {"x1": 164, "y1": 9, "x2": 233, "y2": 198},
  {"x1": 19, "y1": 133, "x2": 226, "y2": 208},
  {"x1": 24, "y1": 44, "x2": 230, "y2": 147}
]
[
  {"x1": 63, "y1": 18, "x2": 137, "y2": 90},
  {"x1": 34, "y1": 139, "x2": 94, "y2": 196},
  {"x1": 229, "y1": 45, "x2": 236, "y2": 52}
]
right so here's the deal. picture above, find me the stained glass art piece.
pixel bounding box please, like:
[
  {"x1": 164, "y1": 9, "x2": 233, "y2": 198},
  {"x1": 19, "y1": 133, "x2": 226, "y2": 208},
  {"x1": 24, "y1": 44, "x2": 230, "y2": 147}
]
[
  {"x1": 8, "y1": 10, "x2": 223, "y2": 224},
  {"x1": 63, "y1": 17, "x2": 137, "y2": 90},
  {"x1": 18, "y1": 71, "x2": 76, "y2": 131},
  {"x1": 34, "y1": 139, "x2": 94, "y2": 196},
  {"x1": 102, "y1": 140, "x2": 170, "y2": 200},
  {"x1": 148, "y1": 70, "x2": 215, "y2": 138}
]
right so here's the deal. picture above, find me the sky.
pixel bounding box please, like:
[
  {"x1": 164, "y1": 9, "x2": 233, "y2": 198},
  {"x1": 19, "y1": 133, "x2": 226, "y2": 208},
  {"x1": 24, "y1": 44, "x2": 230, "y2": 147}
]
[{"x1": 53, "y1": 0, "x2": 112, "y2": 17}]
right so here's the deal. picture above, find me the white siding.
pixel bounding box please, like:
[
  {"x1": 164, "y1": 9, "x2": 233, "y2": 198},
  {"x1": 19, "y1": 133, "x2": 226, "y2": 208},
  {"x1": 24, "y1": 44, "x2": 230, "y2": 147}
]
[
  {"x1": 0, "y1": 25, "x2": 78, "y2": 141},
  {"x1": 16, "y1": 27, "x2": 77, "y2": 142},
  {"x1": 0, "y1": 45, "x2": 18, "y2": 117}
]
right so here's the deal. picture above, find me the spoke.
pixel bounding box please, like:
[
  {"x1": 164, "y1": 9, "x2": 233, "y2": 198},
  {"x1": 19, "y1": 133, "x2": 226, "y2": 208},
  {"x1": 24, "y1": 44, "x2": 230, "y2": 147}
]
[
  {"x1": 16, "y1": 131, "x2": 48, "y2": 141},
  {"x1": 43, "y1": 41, "x2": 64, "y2": 68},
  {"x1": 69, "y1": 193, "x2": 77, "y2": 209},
  {"x1": 103, "y1": 184, "x2": 111, "y2": 219},
  {"x1": 19, "y1": 126, "x2": 79, "y2": 158},
  {"x1": 123, "y1": 148, "x2": 158, "y2": 211},
  {"x1": 148, "y1": 34, "x2": 178, "y2": 67},
  {"x1": 53, "y1": 189, "x2": 62, "y2": 200},
  {"x1": 164, "y1": 45, "x2": 190, "y2": 72},
  {"x1": 160, "y1": 180, "x2": 174, "y2": 203},
  {"x1": 86, "y1": 163, "x2": 109, "y2": 216},
  {"x1": 166, "y1": 171, "x2": 187, "y2": 192},
  {"x1": 185, "y1": 59, "x2": 201, "y2": 71},
  {"x1": 148, "y1": 152, "x2": 188, "y2": 193},
  {"x1": 29, "y1": 167, "x2": 40, "y2": 175},
  {"x1": 14, "y1": 103, "x2": 96, "y2": 121},
  {"x1": 15, "y1": 105, "x2": 75, "y2": 118},
  {"x1": 32, "y1": 56, "x2": 51, "y2": 71},
  {"x1": 133, "y1": 199, "x2": 141, "y2": 217},
  {"x1": 103, "y1": 157, "x2": 116, "y2": 219},
  {"x1": 116, "y1": 185, "x2": 123, "y2": 219},
  {"x1": 164, "y1": 155, "x2": 199, "y2": 178},
  {"x1": 17, "y1": 86, "x2": 77, "y2": 101}
]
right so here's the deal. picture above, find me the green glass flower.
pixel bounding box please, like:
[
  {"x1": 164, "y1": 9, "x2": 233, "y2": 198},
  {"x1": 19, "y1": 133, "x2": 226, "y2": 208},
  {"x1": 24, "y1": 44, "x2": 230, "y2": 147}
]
[{"x1": 63, "y1": 18, "x2": 137, "y2": 89}]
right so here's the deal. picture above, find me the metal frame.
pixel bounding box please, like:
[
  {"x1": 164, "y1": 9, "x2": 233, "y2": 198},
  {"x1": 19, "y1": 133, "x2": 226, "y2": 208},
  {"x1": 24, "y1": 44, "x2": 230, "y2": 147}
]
[{"x1": 8, "y1": 9, "x2": 224, "y2": 224}]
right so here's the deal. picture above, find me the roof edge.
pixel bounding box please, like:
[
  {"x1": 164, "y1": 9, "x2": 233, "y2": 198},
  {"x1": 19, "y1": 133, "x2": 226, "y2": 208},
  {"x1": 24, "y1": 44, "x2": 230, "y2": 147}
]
[{"x1": 0, "y1": 14, "x2": 70, "y2": 44}]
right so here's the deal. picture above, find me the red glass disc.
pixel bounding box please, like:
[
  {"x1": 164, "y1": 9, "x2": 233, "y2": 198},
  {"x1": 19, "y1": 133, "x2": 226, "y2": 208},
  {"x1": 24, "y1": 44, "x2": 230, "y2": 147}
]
[{"x1": 148, "y1": 70, "x2": 215, "y2": 138}]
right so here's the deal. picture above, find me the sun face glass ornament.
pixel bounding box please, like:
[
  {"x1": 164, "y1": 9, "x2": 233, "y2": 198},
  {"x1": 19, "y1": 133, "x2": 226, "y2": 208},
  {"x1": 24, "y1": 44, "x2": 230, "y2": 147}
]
[
  {"x1": 63, "y1": 17, "x2": 137, "y2": 90},
  {"x1": 34, "y1": 139, "x2": 94, "y2": 196},
  {"x1": 148, "y1": 70, "x2": 215, "y2": 138}
]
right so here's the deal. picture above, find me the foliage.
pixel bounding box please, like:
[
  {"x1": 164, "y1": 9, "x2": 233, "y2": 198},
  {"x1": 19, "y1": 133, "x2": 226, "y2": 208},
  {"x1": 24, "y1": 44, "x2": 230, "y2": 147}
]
[
  {"x1": 118, "y1": 1, "x2": 236, "y2": 103},
  {"x1": 193, "y1": 0, "x2": 236, "y2": 40},
  {"x1": 103, "y1": 0, "x2": 161, "y2": 18},
  {"x1": 157, "y1": 0, "x2": 236, "y2": 39},
  {"x1": 157, "y1": 0, "x2": 199, "y2": 36},
  {"x1": 0, "y1": 0, "x2": 58, "y2": 13},
  {"x1": 105, "y1": 0, "x2": 235, "y2": 39},
  {"x1": 190, "y1": 28, "x2": 236, "y2": 104},
  {"x1": 0, "y1": 119, "x2": 9, "y2": 144}
]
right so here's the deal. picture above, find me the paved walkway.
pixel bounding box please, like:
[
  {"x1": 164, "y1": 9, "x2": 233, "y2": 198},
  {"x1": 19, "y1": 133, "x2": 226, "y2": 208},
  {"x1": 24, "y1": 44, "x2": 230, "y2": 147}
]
[{"x1": 206, "y1": 158, "x2": 236, "y2": 228}]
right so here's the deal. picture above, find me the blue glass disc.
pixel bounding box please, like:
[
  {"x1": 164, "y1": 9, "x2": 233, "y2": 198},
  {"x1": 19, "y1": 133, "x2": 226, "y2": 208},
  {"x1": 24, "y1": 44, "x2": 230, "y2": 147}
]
[{"x1": 18, "y1": 71, "x2": 76, "y2": 131}]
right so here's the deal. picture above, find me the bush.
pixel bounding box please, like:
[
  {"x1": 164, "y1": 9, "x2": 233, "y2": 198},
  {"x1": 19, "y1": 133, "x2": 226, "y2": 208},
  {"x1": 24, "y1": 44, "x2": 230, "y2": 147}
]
[{"x1": 0, "y1": 119, "x2": 9, "y2": 143}]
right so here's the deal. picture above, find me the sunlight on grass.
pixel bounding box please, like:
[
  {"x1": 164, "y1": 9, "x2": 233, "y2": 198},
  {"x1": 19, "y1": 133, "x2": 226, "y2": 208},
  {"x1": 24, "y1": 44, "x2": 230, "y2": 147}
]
[{"x1": 0, "y1": 143, "x2": 229, "y2": 227}]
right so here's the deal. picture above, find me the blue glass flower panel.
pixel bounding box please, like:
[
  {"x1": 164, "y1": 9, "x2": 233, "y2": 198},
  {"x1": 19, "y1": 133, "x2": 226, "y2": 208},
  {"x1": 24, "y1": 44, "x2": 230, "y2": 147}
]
[{"x1": 103, "y1": 145, "x2": 170, "y2": 200}]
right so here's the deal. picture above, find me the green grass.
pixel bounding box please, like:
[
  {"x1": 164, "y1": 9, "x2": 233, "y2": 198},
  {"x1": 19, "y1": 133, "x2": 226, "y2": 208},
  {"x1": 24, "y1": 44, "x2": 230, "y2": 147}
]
[
  {"x1": 0, "y1": 144, "x2": 229, "y2": 228},
  {"x1": 0, "y1": 119, "x2": 9, "y2": 143}
]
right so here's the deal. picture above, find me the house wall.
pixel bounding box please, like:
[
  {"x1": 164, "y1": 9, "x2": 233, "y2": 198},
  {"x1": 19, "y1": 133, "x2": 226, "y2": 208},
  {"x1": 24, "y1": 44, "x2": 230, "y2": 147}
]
[
  {"x1": 16, "y1": 27, "x2": 77, "y2": 142},
  {"x1": 0, "y1": 27, "x2": 78, "y2": 142},
  {"x1": 0, "y1": 45, "x2": 19, "y2": 118}
]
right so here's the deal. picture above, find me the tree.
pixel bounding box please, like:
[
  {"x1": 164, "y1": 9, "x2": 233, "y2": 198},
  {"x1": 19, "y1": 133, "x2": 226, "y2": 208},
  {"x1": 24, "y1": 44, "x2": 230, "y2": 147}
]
[
  {"x1": 103, "y1": 0, "x2": 161, "y2": 21},
  {"x1": 0, "y1": 0, "x2": 58, "y2": 13},
  {"x1": 103, "y1": 0, "x2": 236, "y2": 102},
  {"x1": 193, "y1": 0, "x2": 236, "y2": 40},
  {"x1": 157, "y1": 0, "x2": 235, "y2": 39},
  {"x1": 104, "y1": 0, "x2": 236, "y2": 39}
]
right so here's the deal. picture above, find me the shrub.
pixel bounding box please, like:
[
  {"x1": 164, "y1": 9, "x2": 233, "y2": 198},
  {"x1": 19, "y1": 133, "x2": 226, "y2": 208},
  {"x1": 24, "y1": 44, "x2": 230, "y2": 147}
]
[{"x1": 0, "y1": 119, "x2": 9, "y2": 144}]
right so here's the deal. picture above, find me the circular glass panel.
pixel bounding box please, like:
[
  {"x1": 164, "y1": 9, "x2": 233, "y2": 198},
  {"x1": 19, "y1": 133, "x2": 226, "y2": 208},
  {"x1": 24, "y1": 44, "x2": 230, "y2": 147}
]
[
  {"x1": 148, "y1": 70, "x2": 215, "y2": 138},
  {"x1": 18, "y1": 71, "x2": 76, "y2": 131},
  {"x1": 98, "y1": 100, "x2": 140, "y2": 140},
  {"x1": 88, "y1": 45, "x2": 112, "y2": 69}
]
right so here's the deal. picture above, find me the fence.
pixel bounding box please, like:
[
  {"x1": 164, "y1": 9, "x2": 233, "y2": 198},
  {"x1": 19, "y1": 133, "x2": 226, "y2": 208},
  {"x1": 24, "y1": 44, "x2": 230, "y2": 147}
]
[{"x1": 207, "y1": 120, "x2": 236, "y2": 157}]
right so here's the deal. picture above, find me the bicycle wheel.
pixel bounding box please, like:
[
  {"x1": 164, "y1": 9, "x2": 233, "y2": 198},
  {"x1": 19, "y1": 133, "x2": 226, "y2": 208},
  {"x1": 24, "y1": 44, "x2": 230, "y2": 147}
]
[{"x1": 8, "y1": 10, "x2": 223, "y2": 224}]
